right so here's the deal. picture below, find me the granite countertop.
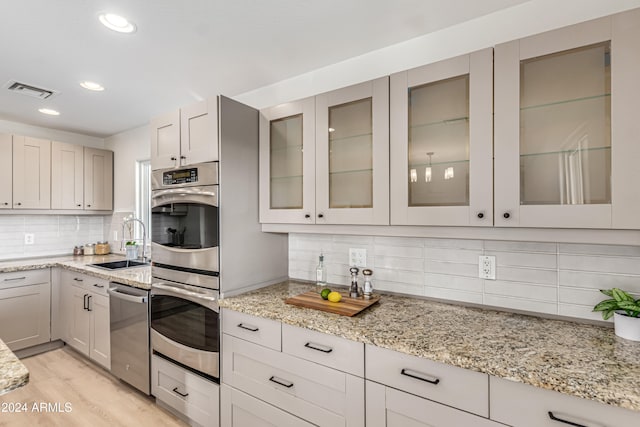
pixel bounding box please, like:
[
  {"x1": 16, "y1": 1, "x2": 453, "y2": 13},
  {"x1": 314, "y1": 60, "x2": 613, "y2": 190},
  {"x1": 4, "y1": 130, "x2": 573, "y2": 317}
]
[
  {"x1": 0, "y1": 254, "x2": 152, "y2": 290},
  {"x1": 0, "y1": 339, "x2": 28, "y2": 396},
  {"x1": 219, "y1": 280, "x2": 640, "y2": 413}
]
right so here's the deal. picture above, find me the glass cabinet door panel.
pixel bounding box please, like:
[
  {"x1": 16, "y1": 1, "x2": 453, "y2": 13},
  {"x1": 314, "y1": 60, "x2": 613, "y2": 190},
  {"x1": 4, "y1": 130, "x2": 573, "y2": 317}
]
[
  {"x1": 408, "y1": 75, "x2": 470, "y2": 207},
  {"x1": 328, "y1": 98, "x2": 373, "y2": 208},
  {"x1": 520, "y1": 42, "x2": 611, "y2": 205},
  {"x1": 269, "y1": 114, "x2": 303, "y2": 209}
]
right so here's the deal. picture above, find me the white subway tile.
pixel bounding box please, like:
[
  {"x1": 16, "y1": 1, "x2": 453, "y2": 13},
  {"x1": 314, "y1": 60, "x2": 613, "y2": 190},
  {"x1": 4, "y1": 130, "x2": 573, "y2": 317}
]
[
  {"x1": 559, "y1": 254, "x2": 640, "y2": 275},
  {"x1": 558, "y1": 287, "x2": 605, "y2": 306},
  {"x1": 426, "y1": 260, "x2": 478, "y2": 277},
  {"x1": 375, "y1": 268, "x2": 423, "y2": 286},
  {"x1": 498, "y1": 266, "x2": 556, "y2": 285},
  {"x1": 559, "y1": 243, "x2": 640, "y2": 257},
  {"x1": 374, "y1": 255, "x2": 424, "y2": 272},
  {"x1": 424, "y1": 238, "x2": 483, "y2": 250},
  {"x1": 484, "y1": 280, "x2": 557, "y2": 302},
  {"x1": 559, "y1": 270, "x2": 640, "y2": 292},
  {"x1": 375, "y1": 244, "x2": 423, "y2": 258},
  {"x1": 425, "y1": 273, "x2": 483, "y2": 293},
  {"x1": 375, "y1": 280, "x2": 425, "y2": 296},
  {"x1": 425, "y1": 247, "x2": 482, "y2": 264},
  {"x1": 485, "y1": 240, "x2": 556, "y2": 253},
  {"x1": 374, "y1": 236, "x2": 423, "y2": 247},
  {"x1": 489, "y1": 251, "x2": 556, "y2": 269},
  {"x1": 558, "y1": 303, "x2": 609, "y2": 322},
  {"x1": 483, "y1": 295, "x2": 557, "y2": 315},
  {"x1": 424, "y1": 287, "x2": 483, "y2": 305},
  {"x1": 332, "y1": 234, "x2": 374, "y2": 245}
]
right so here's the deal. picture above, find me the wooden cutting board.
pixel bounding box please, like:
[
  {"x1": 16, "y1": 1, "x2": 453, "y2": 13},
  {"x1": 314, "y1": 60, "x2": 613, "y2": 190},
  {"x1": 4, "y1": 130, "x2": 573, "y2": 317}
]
[{"x1": 285, "y1": 290, "x2": 380, "y2": 317}]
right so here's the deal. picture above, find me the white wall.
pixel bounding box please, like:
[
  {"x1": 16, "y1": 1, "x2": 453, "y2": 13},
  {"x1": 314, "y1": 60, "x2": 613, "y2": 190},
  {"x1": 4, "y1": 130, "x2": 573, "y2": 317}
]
[
  {"x1": 104, "y1": 125, "x2": 150, "y2": 213},
  {"x1": 235, "y1": 0, "x2": 640, "y2": 109}
]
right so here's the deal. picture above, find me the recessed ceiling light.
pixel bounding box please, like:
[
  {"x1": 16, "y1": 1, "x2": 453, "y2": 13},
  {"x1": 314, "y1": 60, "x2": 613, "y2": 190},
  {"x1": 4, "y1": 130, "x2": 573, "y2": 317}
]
[
  {"x1": 98, "y1": 13, "x2": 136, "y2": 33},
  {"x1": 80, "y1": 81, "x2": 105, "y2": 91},
  {"x1": 38, "y1": 108, "x2": 60, "y2": 116}
]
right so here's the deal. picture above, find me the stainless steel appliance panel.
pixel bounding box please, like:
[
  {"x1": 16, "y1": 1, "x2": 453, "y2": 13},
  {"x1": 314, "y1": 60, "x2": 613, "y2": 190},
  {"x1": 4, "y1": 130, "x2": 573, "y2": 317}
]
[
  {"x1": 151, "y1": 243, "x2": 219, "y2": 274},
  {"x1": 109, "y1": 283, "x2": 150, "y2": 395},
  {"x1": 152, "y1": 264, "x2": 219, "y2": 290},
  {"x1": 151, "y1": 162, "x2": 218, "y2": 190}
]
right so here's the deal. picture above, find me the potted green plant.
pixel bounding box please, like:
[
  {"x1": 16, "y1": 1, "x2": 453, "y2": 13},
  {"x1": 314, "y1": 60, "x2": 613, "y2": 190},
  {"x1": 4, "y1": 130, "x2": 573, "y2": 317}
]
[
  {"x1": 125, "y1": 241, "x2": 138, "y2": 260},
  {"x1": 593, "y1": 288, "x2": 640, "y2": 341}
]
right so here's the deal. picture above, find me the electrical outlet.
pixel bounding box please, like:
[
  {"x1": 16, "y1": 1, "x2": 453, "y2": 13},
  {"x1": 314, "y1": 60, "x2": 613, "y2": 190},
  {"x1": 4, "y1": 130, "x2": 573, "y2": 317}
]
[
  {"x1": 478, "y1": 255, "x2": 496, "y2": 280},
  {"x1": 349, "y1": 248, "x2": 367, "y2": 267},
  {"x1": 24, "y1": 233, "x2": 35, "y2": 245}
]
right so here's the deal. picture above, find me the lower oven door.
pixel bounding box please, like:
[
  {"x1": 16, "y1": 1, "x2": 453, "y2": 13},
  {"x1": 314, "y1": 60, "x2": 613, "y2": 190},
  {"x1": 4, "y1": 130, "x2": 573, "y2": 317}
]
[{"x1": 150, "y1": 282, "x2": 220, "y2": 380}]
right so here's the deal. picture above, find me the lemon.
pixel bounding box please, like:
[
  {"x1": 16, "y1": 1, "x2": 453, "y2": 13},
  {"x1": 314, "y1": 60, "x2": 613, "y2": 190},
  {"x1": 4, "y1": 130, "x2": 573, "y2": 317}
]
[
  {"x1": 321, "y1": 288, "x2": 332, "y2": 300},
  {"x1": 327, "y1": 291, "x2": 342, "y2": 303}
]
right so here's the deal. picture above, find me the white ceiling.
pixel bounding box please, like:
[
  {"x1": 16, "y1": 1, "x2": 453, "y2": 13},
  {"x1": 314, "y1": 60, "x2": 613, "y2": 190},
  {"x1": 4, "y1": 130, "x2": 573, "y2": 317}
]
[{"x1": 0, "y1": 0, "x2": 533, "y2": 138}]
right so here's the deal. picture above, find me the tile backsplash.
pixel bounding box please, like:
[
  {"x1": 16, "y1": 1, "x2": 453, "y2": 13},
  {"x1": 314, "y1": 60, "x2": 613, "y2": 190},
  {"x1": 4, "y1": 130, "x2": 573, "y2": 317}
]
[
  {"x1": 289, "y1": 233, "x2": 640, "y2": 322},
  {"x1": 0, "y1": 215, "x2": 105, "y2": 260}
]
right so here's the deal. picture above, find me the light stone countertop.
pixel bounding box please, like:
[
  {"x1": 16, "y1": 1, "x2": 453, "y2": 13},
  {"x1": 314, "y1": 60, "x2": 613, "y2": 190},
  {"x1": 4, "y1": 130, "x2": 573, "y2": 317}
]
[
  {"x1": 0, "y1": 254, "x2": 152, "y2": 290},
  {"x1": 219, "y1": 280, "x2": 640, "y2": 413},
  {"x1": 0, "y1": 339, "x2": 28, "y2": 396}
]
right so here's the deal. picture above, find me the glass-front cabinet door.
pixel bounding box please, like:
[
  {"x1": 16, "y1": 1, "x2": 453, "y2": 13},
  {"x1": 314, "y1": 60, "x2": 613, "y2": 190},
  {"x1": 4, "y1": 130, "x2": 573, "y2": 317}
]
[
  {"x1": 315, "y1": 77, "x2": 389, "y2": 225},
  {"x1": 390, "y1": 49, "x2": 493, "y2": 226},
  {"x1": 495, "y1": 10, "x2": 640, "y2": 228},
  {"x1": 259, "y1": 97, "x2": 315, "y2": 223}
]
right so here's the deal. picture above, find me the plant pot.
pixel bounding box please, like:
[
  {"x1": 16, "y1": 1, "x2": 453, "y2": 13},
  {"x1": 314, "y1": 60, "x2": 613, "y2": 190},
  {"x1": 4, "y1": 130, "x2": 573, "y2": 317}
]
[
  {"x1": 125, "y1": 245, "x2": 138, "y2": 260},
  {"x1": 613, "y1": 311, "x2": 640, "y2": 341}
]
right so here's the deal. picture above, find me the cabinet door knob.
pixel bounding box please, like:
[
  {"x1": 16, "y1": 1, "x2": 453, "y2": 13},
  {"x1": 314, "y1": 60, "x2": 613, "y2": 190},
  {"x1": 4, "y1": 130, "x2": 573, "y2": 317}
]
[
  {"x1": 170, "y1": 156, "x2": 177, "y2": 161},
  {"x1": 503, "y1": 212, "x2": 510, "y2": 219},
  {"x1": 304, "y1": 214, "x2": 311, "y2": 219},
  {"x1": 86, "y1": 204, "x2": 91, "y2": 208},
  {"x1": 2, "y1": 202, "x2": 7, "y2": 206},
  {"x1": 318, "y1": 213, "x2": 324, "y2": 218},
  {"x1": 15, "y1": 202, "x2": 22, "y2": 206},
  {"x1": 77, "y1": 204, "x2": 82, "y2": 207},
  {"x1": 477, "y1": 212, "x2": 484, "y2": 219},
  {"x1": 180, "y1": 155, "x2": 186, "y2": 159}
]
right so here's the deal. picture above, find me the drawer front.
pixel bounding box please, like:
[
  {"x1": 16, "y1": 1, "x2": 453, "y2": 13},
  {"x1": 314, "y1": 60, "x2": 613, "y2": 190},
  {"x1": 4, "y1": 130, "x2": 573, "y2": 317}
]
[
  {"x1": 282, "y1": 323, "x2": 364, "y2": 377},
  {"x1": 365, "y1": 344, "x2": 489, "y2": 417},
  {"x1": 366, "y1": 381, "x2": 502, "y2": 427},
  {"x1": 82, "y1": 275, "x2": 109, "y2": 296},
  {"x1": 221, "y1": 385, "x2": 314, "y2": 427},
  {"x1": 151, "y1": 355, "x2": 219, "y2": 427},
  {"x1": 490, "y1": 376, "x2": 640, "y2": 426},
  {"x1": 222, "y1": 309, "x2": 281, "y2": 351},
  {"x1": 0, "y1": 268, "x2": 49, "y2": 290},
  {"x1": 223, "y1": 334, "x2": 365, "y2": 427}
]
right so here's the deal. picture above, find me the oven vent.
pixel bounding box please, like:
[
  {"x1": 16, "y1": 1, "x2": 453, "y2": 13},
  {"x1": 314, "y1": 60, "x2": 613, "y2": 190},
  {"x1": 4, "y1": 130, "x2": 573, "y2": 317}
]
[{"x1": 5, "y1": 80, "x2": 58, "y2": 99}]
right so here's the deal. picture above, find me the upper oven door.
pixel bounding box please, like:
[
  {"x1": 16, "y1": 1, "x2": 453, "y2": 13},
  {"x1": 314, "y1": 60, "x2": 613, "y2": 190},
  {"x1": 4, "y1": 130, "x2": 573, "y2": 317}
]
[{"x1": 151, "y1": 185, "x2": 219, "y2": 273}]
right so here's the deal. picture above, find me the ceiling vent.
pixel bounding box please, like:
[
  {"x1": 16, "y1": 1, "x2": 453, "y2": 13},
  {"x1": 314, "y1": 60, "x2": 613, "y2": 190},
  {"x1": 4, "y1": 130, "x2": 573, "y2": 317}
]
[{"x1": 5, "y1": 80, "x2": 58, "y2": 100}]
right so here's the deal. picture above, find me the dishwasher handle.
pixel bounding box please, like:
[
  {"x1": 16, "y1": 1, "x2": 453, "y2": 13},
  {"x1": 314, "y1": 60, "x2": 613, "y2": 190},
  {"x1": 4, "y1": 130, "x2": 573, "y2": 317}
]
[{"x1": 108, "y1": 287, "x2": 148, "y2": 304}]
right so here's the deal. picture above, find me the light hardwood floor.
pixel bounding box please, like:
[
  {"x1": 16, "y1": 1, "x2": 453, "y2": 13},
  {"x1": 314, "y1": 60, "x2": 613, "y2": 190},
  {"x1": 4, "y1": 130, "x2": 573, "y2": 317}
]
[{"x1": 0, "y1": 347, "x2": 188, "y2": 427}]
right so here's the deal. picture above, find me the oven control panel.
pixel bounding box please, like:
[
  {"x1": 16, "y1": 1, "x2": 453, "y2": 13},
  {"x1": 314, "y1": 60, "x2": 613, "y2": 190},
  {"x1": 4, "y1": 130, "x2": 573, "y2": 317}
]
[{"x1": 163, "y1": 168, "x2": 198, "y2": 185}]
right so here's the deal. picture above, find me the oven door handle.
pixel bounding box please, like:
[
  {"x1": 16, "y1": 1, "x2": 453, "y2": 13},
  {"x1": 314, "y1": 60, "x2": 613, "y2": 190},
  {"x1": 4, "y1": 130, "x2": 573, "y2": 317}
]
[
  {"x1": 152, "y1": 188, "x2": 217, "y2": 199},
  {"x1": 152, "y1": 189, "x2": 218, "y2": 208},
  {"x1": 152, "y1": 283, "x2": 219, "y2": 312},
  {"x1": 150, "y1": 242, "x2": 212, "y2": 254}
]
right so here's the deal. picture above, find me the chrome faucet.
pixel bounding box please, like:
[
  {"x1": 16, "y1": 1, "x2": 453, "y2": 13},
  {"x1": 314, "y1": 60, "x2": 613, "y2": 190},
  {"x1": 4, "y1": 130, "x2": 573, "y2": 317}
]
[{"x1": 121, "y1": 217, "x2": 147, "y2": 262}]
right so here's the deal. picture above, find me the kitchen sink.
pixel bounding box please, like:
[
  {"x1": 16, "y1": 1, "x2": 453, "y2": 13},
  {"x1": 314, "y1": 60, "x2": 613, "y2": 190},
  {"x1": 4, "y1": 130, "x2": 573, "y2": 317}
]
[{"x1": 90, "y1": 260, "x2": 149, "y2": 270}]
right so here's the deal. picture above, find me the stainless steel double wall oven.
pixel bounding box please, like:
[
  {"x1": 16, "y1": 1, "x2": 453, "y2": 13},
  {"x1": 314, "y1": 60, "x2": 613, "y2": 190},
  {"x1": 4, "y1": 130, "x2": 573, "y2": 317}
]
[{"x1": 150, "y1": 161, "x2": 220, "y2": 381}]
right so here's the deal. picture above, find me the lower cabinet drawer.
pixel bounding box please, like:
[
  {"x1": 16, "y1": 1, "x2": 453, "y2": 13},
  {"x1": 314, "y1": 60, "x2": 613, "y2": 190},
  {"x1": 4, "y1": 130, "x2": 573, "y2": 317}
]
[
  {"x1": 365, "y1": 344, "x2": 489, "y2": 417},
  {"x1": 221, "y1": 384, "x2": 314, "y2": 427},
  {"x1": 151, "y1": 355, "x2": 219, "y2": 427},
  {"x1": 366, "y1": 381, "x2": 502, "y2": 427},
  {"x1": 490, "y1": 376, "x2": 640, "y2": 427},
  {"x1": 223, "y1": 334, "x2": 365, "y2": 427},
  {"x1": 222, "y1": 309, "x2": 281, "y2": 351}
]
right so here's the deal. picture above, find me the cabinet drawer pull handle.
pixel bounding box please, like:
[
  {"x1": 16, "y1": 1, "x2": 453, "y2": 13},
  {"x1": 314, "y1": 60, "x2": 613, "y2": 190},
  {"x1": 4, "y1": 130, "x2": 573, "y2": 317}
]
[
  {"x1": 237, "y1": 323, "x2": 259, "y2": 332},
  {"x1": 548, "y1": 411, "x2": 587, "y2": 427},
  {"x1": 74, "y1": 278, "x2": 84, "y2": 282},
  {"x1": 87, "y1": 295, "x2": 93, "y2": 312},
  {"x1": 4, "y1": 276, "x2": 26, "y2": 282},
  {"x1": 304, "y1": 342, "x2": 333, "y2": 353},
  {"x1": 83, "y1": 294, "x2": 89, "y2": 310},
  {"x1": 93, "y1": 284, "x2": 104, "y2": 289},
  {"x1": 172, "y1": 387, "x2": 189, "y2": 398},
  {"x1": 269, "y1": 376, "x2": 294, "y2": 388},
  {"x1": 401, "y1": 368, "x2": 440, "y2": 385}
]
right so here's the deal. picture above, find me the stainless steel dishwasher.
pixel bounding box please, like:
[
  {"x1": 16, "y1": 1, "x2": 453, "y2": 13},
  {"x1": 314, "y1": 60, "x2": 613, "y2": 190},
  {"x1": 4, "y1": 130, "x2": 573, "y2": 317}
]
[{"x1": 108, "y1": 282, "x2": 150, "y2": 395}]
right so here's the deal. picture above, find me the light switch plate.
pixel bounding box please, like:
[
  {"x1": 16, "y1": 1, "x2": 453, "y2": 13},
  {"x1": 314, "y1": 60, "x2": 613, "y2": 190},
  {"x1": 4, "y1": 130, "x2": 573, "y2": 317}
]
[{"x1": 349, "y1": 248, "x2": 367, "y2": 267}]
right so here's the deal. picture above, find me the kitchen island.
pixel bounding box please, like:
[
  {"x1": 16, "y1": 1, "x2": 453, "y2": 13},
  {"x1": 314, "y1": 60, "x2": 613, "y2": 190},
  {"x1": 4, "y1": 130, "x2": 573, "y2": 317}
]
[
  {"x1": 219, "y1": 280, "x2": 640, "y2": 413},
  {"x1": 0, "y1": 339, "x2": 28, "y2": 396}
]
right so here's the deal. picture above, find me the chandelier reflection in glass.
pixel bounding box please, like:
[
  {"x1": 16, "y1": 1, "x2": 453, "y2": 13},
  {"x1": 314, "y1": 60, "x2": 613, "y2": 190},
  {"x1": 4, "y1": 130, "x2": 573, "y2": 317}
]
[{"x1": 425, "y1": 152, "x2": 433, "y2": 183}]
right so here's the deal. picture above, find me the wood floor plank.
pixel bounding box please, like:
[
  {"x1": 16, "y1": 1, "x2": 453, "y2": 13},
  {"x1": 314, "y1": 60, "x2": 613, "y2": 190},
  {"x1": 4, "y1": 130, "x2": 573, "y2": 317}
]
[{"x1": 0, "y1": 347, "x2": 188, "y2": 427}]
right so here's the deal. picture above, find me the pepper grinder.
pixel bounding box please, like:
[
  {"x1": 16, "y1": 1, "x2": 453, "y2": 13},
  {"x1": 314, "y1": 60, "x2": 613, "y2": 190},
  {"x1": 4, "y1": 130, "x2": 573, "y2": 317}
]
[
  {"x1": 349, "y1": 267, "x2": 360, "y2": 298},
  {"x1": 362, "y1": 269, "x2": 373, "y2": 299}
]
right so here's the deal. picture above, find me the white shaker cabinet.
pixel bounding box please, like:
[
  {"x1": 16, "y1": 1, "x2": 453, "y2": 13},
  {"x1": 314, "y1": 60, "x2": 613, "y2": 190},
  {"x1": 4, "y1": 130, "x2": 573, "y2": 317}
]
[
  {"x1": 12, "y1": 136, "x2": 50, "y2": 209},
  {"x1": 494, "y1": 9, "x2": 640, "y2": 229},
  {"x1": 0, "y1": 134, "x2": 11, "y2": 209},
  {"x1": 84, "y1": 147, "x2": 113, "y2": 211},
  {"x1": 151, "y1": 98, "x2": 218, "y2": 170},
  {"x1": 315, "y1": 77, "x2": 389, "y2": 225},
  {"x1": 259, "y1": 97, "x2": 316, "y2": 224},
  {"x1": 390, "y1": 49, "x2": 493, "y2": 226},
  {"x1": 51, "y1": 141, "x2": 84, "y2": 210},
  {"x1": 0, "y1": 269, "x2": 51, "y2": 351}
]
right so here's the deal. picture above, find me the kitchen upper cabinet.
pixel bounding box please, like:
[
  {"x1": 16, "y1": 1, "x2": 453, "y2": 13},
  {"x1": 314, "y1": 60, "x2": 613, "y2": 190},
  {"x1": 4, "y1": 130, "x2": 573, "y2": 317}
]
[
  {"x1": 259, "y1": 97, "x2": 316, "y2": 224},
  {"x1": 0, "y1": 134, "x2": 11, "y2": 209},
  {"x1": 51, "y1": 141, "x2": 83, "y2": 210},
  {"x1": 315, "y1": 77, "x2": 390, "y2": 225},
  {"x1": 390, "y1": 49, "x2": 493, "y2": 226},
  {"x1": 12, "y1": 136, "x2": 50, "y2": 209},
  {"x1": 494, "y1": 10, "x2": 640, "y2": 229},
  {"x1": 151, "y1": 98, "x2": 218, "y2": 170},
  {"x1": 84, "y1": 147, "x2": 113, "y2": 211}
]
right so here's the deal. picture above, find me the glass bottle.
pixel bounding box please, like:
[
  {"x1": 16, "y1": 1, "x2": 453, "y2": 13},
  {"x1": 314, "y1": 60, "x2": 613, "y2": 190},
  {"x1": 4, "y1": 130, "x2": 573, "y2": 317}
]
[{"x1": 315, "y1": 253, "x2": 327, "y2": 293}]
